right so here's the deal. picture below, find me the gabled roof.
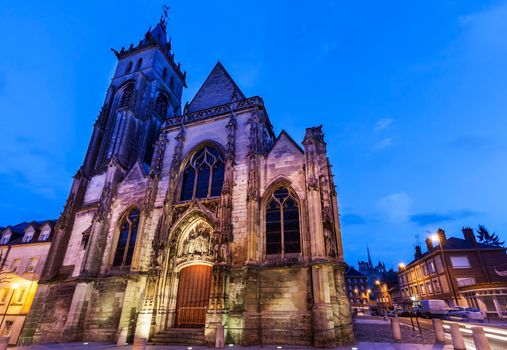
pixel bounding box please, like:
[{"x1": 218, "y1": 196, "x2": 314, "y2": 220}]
[
  {"x1": 0, "y1": 220, "x2": 56, "y2": 245},
  {"x1": 271, "y1": 129, "x2": 304, "y2": 155},
  {"x1": 346, "y1": 266, "x2": 366, "y2": 277},
  {"x1": 186, "y1": 62, "x2": 245, "y2": 113},
  {"x1": 406, "y1": 236, "x2": 506, "y2": 266}
]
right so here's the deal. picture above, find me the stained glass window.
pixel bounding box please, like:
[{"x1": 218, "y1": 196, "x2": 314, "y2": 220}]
[
  {"x1": 113, "y1": 208, "x2": 140, "y2": 267},
  {"x1": 265, "y1": 187, "x2": 301, "y2": 255},
  {"x1": 180, "y1": 146, "x2": 224, "y2": 201}
]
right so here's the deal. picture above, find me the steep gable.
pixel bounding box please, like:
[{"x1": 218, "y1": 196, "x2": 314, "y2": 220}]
[
  {"x1": 187, "y1": 62, "x2": 245, "y2": 113},
  {"x1": 269, "y1": 130, "x2": 304, "y2": 158},
  {"x1": 122, "y1": 161, "x2": 148, "y2": 184}
]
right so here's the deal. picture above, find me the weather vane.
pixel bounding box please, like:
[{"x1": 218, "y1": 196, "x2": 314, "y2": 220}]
[{"x1": 160, "y1": 4, "x2": 170, "y2": 28}]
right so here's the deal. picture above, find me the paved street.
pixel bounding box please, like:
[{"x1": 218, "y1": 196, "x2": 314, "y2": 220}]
[
  {"x1": 10, "y1": 317, "x2": 507, "y2": 350},
  {"x1": 13, "y1": 343, "x2": 453, "y2": 350},
  {"x1": 397, "y1": 317, "x2": 507, "y2": 350}
]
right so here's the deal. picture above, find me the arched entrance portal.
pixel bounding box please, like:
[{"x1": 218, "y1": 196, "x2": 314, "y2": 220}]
[{"x1": 175, "y1": 264, "x2": 212, "y2": 327}]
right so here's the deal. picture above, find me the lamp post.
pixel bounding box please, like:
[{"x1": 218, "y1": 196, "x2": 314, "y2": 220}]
[
  {"x1": 375, "y1": 280, "x2": 383, "y2": 315},
  {"x1": 431, "y1": 234, "x2": 459, "y2": 306},
  {"x1": 0, "y1": 283, "x2": 18, "y2": 334}
]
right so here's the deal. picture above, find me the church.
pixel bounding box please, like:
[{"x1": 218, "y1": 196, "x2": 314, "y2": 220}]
[{"x1": 19, "y1": 14, "x2": 353, "y2": 347}]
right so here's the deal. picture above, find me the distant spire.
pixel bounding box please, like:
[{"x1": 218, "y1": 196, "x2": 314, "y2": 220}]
[{"x1": 367, "y1": 245, "x2": 373, "y2": 267}]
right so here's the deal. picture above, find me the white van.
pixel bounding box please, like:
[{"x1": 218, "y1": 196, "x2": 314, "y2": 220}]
[{"x1": 420, "y1": 299, "x2": 449, "y2": 318}]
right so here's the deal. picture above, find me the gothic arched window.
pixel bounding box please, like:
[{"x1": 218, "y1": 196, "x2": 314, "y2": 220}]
[
  {"x1": 154, "y1": 93, "x2": 169, "y2": 117},
  {"x1": 180, "y1": 146, "x2": 224, "y2": 201},
  {"x1": 265, "y1": 187, "x2": 301, "y2": 255},
  {"x1": 125, "y1": 61, "x2": 133, "y2": 74},
  {"x1": 113, "y1": 208, "x2": 140, "y2": 268},
  {"x1": 118, "y1": 84, "x2": 135, "y2": 109},
  {"x1": 135, "y1": 58, "x2": 143, "y2": 70}
]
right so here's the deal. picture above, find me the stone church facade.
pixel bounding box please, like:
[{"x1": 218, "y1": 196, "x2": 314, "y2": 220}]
[{"x1": 19, "y1": 17, "x2": 352, "y2": 347}]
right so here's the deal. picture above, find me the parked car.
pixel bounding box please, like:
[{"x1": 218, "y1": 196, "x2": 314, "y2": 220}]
[
  {"x1": 387, "y1": 308, "x2": 412, "y2": 317},
  {"x1": 420, "y1": 299, "x2": 449, "y2": 318},
  {"x1": 444, "y1": 307, "x2": 485, "y2": 322}
]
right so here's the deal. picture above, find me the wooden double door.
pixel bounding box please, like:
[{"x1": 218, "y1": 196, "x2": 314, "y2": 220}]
[{"x1": 175, "y1": 264, "x2": 212, "y2": 327}]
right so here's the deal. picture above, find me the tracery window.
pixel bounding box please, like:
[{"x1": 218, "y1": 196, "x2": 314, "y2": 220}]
[
  {"x1": 125, "y1": 61, "x2": 132, "y2": 74},
  {"x1": 180, "y1": 146, "x2": 224, "y2": 201},
  {"x1": 154, "y1": 93, "x2": 169, "y2": 117},
  {"x1": 118, "y1": 84, "x2": 135, "y2": 109},
  {"x1": 135, "y1": 58, "x2": 143, "y2": 70},
  {"x1": 113, "y1": 208, "x2": 140, "y2": 268},
  {"x1": 265, "y1": 187, "x2": 301, "y2": 255}
]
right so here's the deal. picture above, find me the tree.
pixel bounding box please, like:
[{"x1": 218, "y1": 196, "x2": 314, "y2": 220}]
[{"x1": 476, "y1": 225, "x2": 505, "y2": 247}]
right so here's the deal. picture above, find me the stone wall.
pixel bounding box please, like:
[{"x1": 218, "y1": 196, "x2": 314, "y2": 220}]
[
  {"x1": 224, "y1": 266, "x2": 313, "y2": 345},
  {"x1": 81, "y1": 277, "x2": 128, "y2": 341},
  {"x1": 28, "y1": 282, "x2": 77, "y2": 344}
]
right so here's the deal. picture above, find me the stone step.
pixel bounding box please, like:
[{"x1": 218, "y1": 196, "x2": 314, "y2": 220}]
[{"x1": 150, "y1": 328, "x2": 207, "y2": 345}]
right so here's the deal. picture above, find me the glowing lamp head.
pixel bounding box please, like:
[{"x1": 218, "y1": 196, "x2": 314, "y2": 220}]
[
  {"x1": 398, "y1": 263, "x2": 405, "y2": 269},
  {"x1": 367, "y1": 289, "x2": 371, "y2": 293},
  {"x1": 430, "y1": 233, "x2": 440, "y2": 243},
  {"x1": 354, "y1": 288, "x2": 358, "y2": 293},
  {"x1": 12, "y1": 283, "x2": 19, "y2": 290},
  {"x1": 375, "y1": 280, "x2": 380, "y2": 285}
]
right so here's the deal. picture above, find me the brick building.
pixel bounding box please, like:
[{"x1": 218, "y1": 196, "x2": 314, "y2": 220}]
[
  {"x1": 397, "y1": 228, "x2": 507, "y2": 318},
  {"x1": 346, "y1": 266, "x2": 369, "y2": 314},
  {"x1": 18, "y1": 13, "x2": 352, "y2": 347},
  {"x1": 0, "y1": 221, "x2": 55, "y2": 345}
]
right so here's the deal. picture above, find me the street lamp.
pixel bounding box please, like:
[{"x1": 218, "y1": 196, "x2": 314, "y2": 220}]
[
  {"x1": 430, "y1": 234, "x2": 460, "y2": 306},
  {"x1": 398, "y1": 262, "x2": 406, "y2": 270},
  {"x1": 0, "y1": 283, "x2": 19, "y2": 333}
]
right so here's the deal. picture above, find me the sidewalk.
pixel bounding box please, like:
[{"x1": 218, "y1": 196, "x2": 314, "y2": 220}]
[{"x1": 12, "y1": 342, "x2": 454, "y2": 350}]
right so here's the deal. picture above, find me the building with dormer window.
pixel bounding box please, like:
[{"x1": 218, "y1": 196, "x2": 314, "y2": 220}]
[{"x1": 0, "y1": 220, "x2": 55, "y2": 345}]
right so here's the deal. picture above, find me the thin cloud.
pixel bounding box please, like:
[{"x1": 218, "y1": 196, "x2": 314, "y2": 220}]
[
  {"x1": 342, "y1": 213, "x2": 367, "y2": 225},
  {"x1": 374, "y1": 118, "x2": 394, "y2": 132},
  {"x1": 410, "y1": 210, "x2": 478, "y2": 226},
  {"x1": 377, "y1": 192, "x2": 412, "y2": 224},
  {"x1": 374, "y1": 137, "x2": 393, "y2": 151}
]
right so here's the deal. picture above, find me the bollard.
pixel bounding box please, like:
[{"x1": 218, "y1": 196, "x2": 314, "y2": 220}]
[
  {"x1": 432, "y1": 319, "x2": 445, "y2": 343},
  {"x1": 0, "y1": 337, "x2": 9, "y2": 350},
  {"x1": 472, "y1": 326, "x2": 491, "y2": 350},
  {"x1": 215, "y1": 324, "x2": 224, "y2": 348},
  {"x1": 117, "y1": 327, "x2": 128, "y2": 346},
  {"x1": 132, "y1": 337, "x2": 147, "y2": 350},
  {"x1": 391, "y1": 316, "x2": 401, "y2": 341},
  {"x1": 450, "y1": 323, "x2": 466, "y2": 350},
  {"x1": 383, "y1": 310, "x2": 388, "y2": 321}
]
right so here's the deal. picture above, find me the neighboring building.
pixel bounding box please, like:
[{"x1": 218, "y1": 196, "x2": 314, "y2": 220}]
[
  {"x1": 18, "y1": 14, "x2": 352, "y2": 347},
  {"x1": 346, "y1": 266, "x2": 369, "y2": 314},
  {"x1": 358, "y1": 246, "x2": 387, "y2": 292},
  {"x1": 0, "y1": 221, "x2": 55, "y2": 345},
  {"x1": 397, "y1": 228, "x2": 507, "y2": 318}
]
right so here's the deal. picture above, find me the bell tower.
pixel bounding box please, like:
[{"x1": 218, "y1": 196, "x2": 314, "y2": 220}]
[
  {"x1": 82, "y1": 16, "x2": 186, "y2": 175},
  {"x1": 41, "y1": 14, "x2": 187, "y2": 282}
]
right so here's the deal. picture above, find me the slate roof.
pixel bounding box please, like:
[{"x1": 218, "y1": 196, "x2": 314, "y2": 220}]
[
  {"x1": 406, "y1": 236, "x2": 505, "y2": 266},
  {"x1": 346, "y1": 266, "x2": 366, "y2": 277},
  {"x1": 0, "y1": 220, "x2": 56, "y2": 245},
  {"x1": 186, "y1": 62, "x2": 245, "y2": 113}
]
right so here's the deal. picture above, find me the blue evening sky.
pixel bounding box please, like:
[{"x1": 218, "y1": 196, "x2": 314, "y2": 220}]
[{"x1": 1, "y1": 1, "x2": 506, "y2": 268}]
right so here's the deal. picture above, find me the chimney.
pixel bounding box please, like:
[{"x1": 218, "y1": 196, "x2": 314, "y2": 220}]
[
  {"x1": 414, "y1": 245, "x2": 422, "y2": 259},
  {"x1": 425, "y1": 238, "x2": 433, "y2": 251},
  {"x1": 462, "y1": 227, "x2": 477, "y2": 247},
  {"x1": 437, "y1": 228, "x2": 446, "y2": 244}
]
